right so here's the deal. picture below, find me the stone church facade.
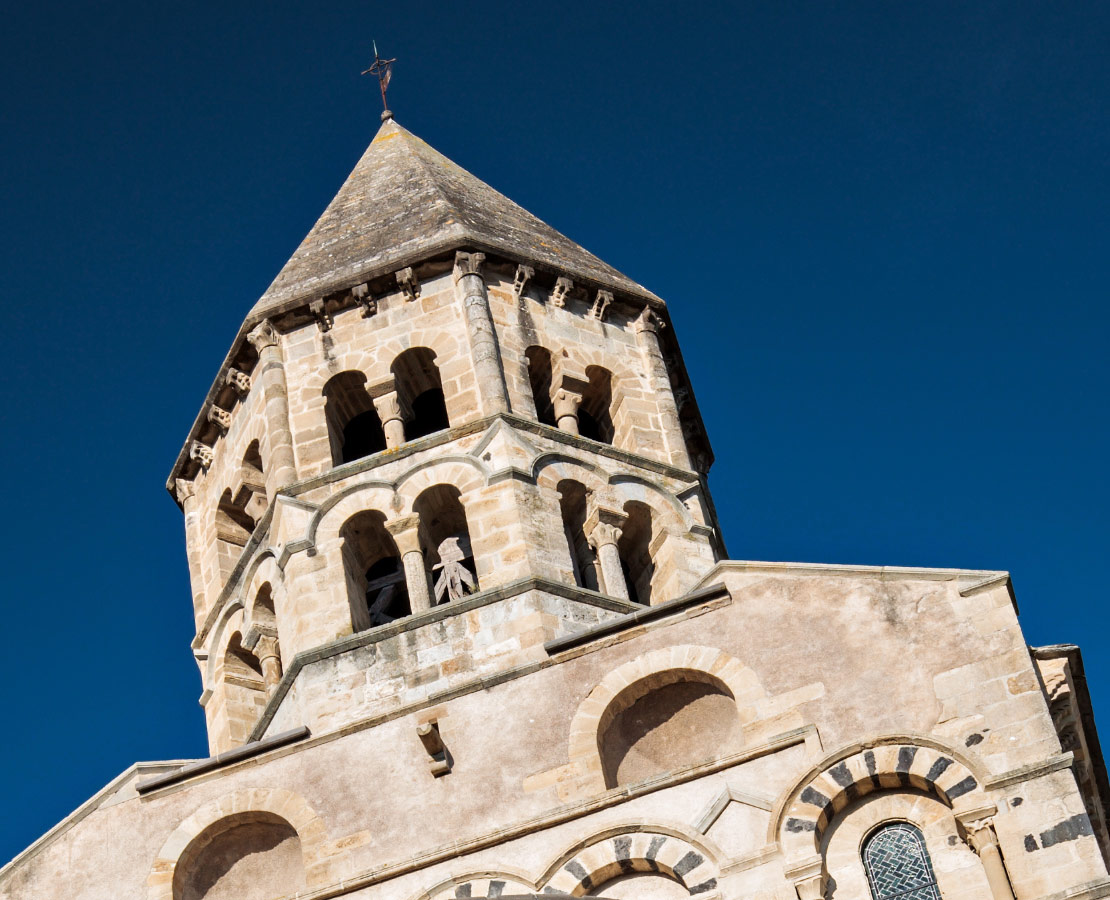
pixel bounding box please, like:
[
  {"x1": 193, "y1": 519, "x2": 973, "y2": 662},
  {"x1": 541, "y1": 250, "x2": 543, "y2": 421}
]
[{"x1": 2, "y1": 118, "x2": 1109, "y2": 900}]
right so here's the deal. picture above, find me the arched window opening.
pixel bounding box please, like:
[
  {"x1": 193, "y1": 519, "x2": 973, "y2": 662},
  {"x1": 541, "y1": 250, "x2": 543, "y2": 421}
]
[
  {"x1": 340, "y1": 510, "x2": 410, "y2": 631},
  {"x1": 863, "y1": 822, "x2": 942, "y2": 900},
  {"x1": 218, "y1": 632, "x2": 266, "y2": 746},
  {"x1": 224, "y1": 632, "x2": 263, "y2": 680},
  {"x1": 413, "y1": 485, "x2": 477, "y2": 604},
  {"x1": 392, "y1": 347, "x2": 450, "y2": 441},
  {"x1": 215, "y1": 489, "x2": 255, "y2": 581},
  {"x1": 557, "y1": 479, "x2": 598, "y2": 591},
  {"x1": 174, "y1": 813, "x2": 305, "y2": 900},
  {"x1": 323, "y1": 371, "x2": 386, "y2": 466},
  {"x1": 234, "y1": 441, "x2": 268, "y2": 521},
  {"x1": 579, "y1": 366, "x2": 615, "y2": 444},
  {"x1": 526, "y1": 346, "x2": 557, "y2": 427},
  {"x1": 599, "y1": 674, "x2": 740, "y2": 788},
  {"x1": 618, "y1": 501, "x2": 655, "y2": 605},
  {"x1": 252, "y1": 583, "x2": 276, "y2": 627}
]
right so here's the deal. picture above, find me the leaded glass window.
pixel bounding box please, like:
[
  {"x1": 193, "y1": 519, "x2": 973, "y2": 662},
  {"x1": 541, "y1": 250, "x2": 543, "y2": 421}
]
[{"x1": 863, "y1": 822, "x2": 942, "y2": 900}]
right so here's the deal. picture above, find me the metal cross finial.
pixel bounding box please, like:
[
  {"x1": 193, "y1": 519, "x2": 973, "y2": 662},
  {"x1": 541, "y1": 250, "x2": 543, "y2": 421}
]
[{"x1": 362, "y1": 41, "x2": 397, "y2": 122}]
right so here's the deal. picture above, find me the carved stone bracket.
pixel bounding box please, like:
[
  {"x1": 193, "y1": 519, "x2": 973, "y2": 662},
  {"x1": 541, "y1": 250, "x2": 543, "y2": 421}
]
[
  {"x1": 453, "y1": 251, "x2": 486, "y2": 283},
  {"x1": 784, "y1": 856, "x2": 826, "y2": 900},
  {"x1": 512, "y1": 264, "x2": 534, "y2": 300},
  {"x1": 417, "y1": 720, "x2": 452, "y2": 777},
  {"x1": 635, "y1": 305, "x2": 665, "y2": 334},
  {"x1": 588, "y1": 289, "x2": 613, "y2": 321},
  {"x1": 396, "y1": 266, "x2": 420, "y2": 301},
  {"x1": 247, "y1": 318, "x2": 279, "y2": 352},
  {"x1": 351, "y1": 282, "x2": 377, "y2": 318},
  {"x1": 309, "y1": 299, "x2": 333, "y2": 332},
  {"x1": 550, "y1": 276, "x2": 573, "y2": 308},
  {"x1": 189, "y1": 441, "x2": 214, "y2": 470},
  {"x1": 207, "y1": 405, "x2": 232, "y2": 435},
  {"x1": 226, "y1": 368, "x2": 251, "y2": 398},
  {"x1": 174, "y1": 478, "x2": 197, "y2": 505}
]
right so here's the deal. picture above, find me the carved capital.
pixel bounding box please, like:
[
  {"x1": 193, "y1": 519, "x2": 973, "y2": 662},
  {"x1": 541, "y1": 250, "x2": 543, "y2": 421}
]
[
  {"x1": 635, "y1": 305, "x2": 665, "y2": 334},
  {"x1": 351, "y1": 282, "x2": 377, "y2": 317},
  {"x1": 372, "y1": 389, "x2": 404, "y2": 425},
  {"x1": 189, "y1": 441, "x2": 214, "y2": 470},
  {"x1": 385, "y1": 514, "x2": 422, "y2": 555},
  {"x1": 396, "y1": 266, "x2": 420, "y2": 301},
  {"x1": 956, "y1": 806, "x2": 1002, "y2": 857},
  {"x1": 207, "y1": 405, "x2": 232, "y2": 435},
  {"x1": 174, "y1": 478, "x2": 197, "y2": 505},
  {"x1": 309, "y1": 298, "x2": 333, "y2": 332},
  {"x1": 588, "y1": 289, "x2": 613, "y2": 321},
  {"x1": 512, "y1": 264, "x2": 534, "y2": 300},
  {"x1": 585, "y1": 507, "x2": 627, "y2": 549},
  {"x1": 550, "y1": 276, "x2": 573, "y2": 308},
  {"x1": 784, "y1": 856, "x2": 827, "y2": 900},
  {"x1": 247, "y1": 319, "x2": 279, "y2": 352},
  {"x1": 226, "y1": 367, "x2": 251, "y2": 397},
  {"x1": 453, "y1": 251, "x2": 486, "y2": 283},
  {"x1": 552, "y1": 387, "x2": 582, "y2": 421}
]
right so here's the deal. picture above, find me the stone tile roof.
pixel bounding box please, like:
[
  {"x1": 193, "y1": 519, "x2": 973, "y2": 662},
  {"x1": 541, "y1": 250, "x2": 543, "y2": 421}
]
[{"x1": 250, "y1": 119, "x2": 661, "y2": 319}]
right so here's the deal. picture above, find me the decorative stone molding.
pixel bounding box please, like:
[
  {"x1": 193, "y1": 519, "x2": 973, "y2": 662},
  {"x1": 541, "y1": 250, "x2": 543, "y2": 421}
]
[
  {"x1": 588, "y1": 289, "x2": 613, "y2": 321},
  {"x1": 453, "y1": 250, "x2": 486, "y2": 282},
  {"x1": 512, "y1": 263, "x2": 534, "y2": 300},
  {"x1": 206, "y1": 405, "x2": 232, "y2": 435},
  {"x1": 396, "y1": 266, "x2": 420, "y2": 301},
  {"x1": 308, "y1": 298, "x2": 332, "y2": 332},
  {"x1": 189, "y1": 441, "x2": 214, "y2": 470},
  {"x1": 225, "y1": 367, "x2": 251, "y2": 397},
  {"x1": 777, "y1": 739, "x2": 986, "y2": 866},
  {"x1": 541, "y1": 830, "x2": 719, "y2": 896},
  {"x1": 247, "y1": 318, "x2": 279, "y2": 352},
  {"x1": 550, "y1": 276, "x2": 573, "y2": 308},
  {"x1": 417, "y1": 720, "x2": 451, "y2": 777},
  {"x1": 351, "y1": 282, "x2": 377, "y2": 317}
]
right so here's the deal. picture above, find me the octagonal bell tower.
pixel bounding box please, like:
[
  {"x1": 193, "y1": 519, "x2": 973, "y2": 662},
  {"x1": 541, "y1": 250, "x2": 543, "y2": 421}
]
[{"x1": 169, "y1": 118, "x2": 723, "y2": 754}]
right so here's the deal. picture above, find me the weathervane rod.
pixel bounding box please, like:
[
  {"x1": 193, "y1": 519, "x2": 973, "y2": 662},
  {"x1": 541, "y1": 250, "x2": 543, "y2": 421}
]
[{"x1": 362, "y1": 42, "x2": 397, "y2": 122}]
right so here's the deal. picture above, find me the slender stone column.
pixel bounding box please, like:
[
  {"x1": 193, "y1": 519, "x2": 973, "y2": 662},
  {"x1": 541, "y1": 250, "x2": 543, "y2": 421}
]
[
  {"x1": 553, "y1": 387, "x2": 583, "y2": 435},
  {"x1": 176, "y1": 478, "x2": 206, "y2": 621},
  {"x1": 635, "y1": 307, "x2": 692, "y2": 470},
  {"x1": 386, "y1": 514, "x2": 433, "y2": 612},
  {"x1": 371, "y1": 386, "x2": 406, "y2": 448},
  {"x1": 585, "y1": 507, "x2": 629, "y2": 601},
  {"x1": 247, "y1": 319, "x2": 298, "y2": 491},
  {"x1": 963, "y1": 818, "x2": 1016, "y2": 900},
  {"x1": 253, "y1": 634, "x2": 283, "y2": 695},
  {"x1": 454, "y1": 251, "x2": 510, "y2": 415}
]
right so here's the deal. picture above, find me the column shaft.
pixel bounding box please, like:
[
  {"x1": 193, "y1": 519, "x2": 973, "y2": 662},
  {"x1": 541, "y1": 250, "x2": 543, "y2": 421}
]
[
  {"x1": 455, "y1": 253, "x2": 510, "y2": 415},
  {"x1": 247, "y1": 320, "x2": 297, "y2": 491},
  {"x1": 635, "y1": 308, "x2": 692, "y2": 469}
]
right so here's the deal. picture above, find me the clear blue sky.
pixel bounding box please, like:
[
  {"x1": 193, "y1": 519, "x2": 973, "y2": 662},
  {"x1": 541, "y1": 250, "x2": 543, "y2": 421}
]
[{"x1": 1, "y1": 0, "x2": 1107, "y2": 866}]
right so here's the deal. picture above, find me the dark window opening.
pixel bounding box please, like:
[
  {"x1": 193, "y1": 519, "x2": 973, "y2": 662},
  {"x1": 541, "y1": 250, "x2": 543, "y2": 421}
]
[
  {"x1": 580, "y1": 366, "x2": 615, "y2": 445},
  {"x1": 341, "y1": 410, "x2": 387, "y2": 463},
  {"x1": 618, "y1": 501, "x2": 655, "y2": 605},
  {"x1": 526, "y1": 346, "x2": 557, "y2": 427},
  {"x1": 364, "y1": 556, "x2": 410, "y2": 625},
  {"x1": 408, "y1": 388, "x2": 450, "y2": 440},
  {"x1": 558, "y1": 479, "x2": 597, "y2": 591},
  {"x1": 323, "y1": 370, "x2": 386, "y2": 466}
]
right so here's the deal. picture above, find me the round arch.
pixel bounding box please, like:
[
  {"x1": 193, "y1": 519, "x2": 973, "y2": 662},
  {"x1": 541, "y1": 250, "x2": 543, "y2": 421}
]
[
  {"x1": 146, "y1": 788, "x2": 329, "y2": 900},
  {"x1": 773, "y1": 736, "x2": 988, "y2": 864}
]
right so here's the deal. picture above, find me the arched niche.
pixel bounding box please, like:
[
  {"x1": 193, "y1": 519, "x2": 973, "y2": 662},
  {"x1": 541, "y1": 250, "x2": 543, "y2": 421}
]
[
  {"x1": 599, "y1": 670, "x2": 742, "y2": 789},
  {"x1": 172, "y1": 812, "x2": 305, "y2": 900}
]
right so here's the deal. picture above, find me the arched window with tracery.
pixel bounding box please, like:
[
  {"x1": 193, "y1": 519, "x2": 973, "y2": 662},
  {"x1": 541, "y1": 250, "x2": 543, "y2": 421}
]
[{"x1": 862, "y1": 822, "x2": 942, "y2": 900}]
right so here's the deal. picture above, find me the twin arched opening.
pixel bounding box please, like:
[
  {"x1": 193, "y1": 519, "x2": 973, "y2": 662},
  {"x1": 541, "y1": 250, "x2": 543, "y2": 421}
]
[
  {"x1": 526, "y1": 347, "x2": 619, "y2": 447},
  {"x1": 323, "y1": 347, "x2": 451, "y2": 469},
  {"x1": 213, "y1": 442, "x2": 268, "y2": 583}
]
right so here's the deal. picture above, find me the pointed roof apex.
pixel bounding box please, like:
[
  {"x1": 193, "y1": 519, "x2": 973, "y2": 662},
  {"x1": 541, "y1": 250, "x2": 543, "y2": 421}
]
[{"x1": 249, "y1": 120, "x2": 660, "y2": 319}]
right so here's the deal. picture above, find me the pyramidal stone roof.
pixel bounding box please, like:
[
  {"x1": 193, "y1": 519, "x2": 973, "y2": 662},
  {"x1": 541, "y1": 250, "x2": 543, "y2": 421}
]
[{"x1": 250, "y1": 119, "x2": 660, "y2": 318}]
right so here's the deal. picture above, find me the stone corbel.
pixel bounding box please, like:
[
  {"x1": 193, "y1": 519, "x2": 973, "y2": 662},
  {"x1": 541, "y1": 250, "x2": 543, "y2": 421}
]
[
  {"x1": 417, "y1": 719, "x2": 452, "y2": 777},
  {"x1": 453, "y1": 250, "x2": 486, "y2": 283},
  {"x1": 550, "y1": 276, "x2": 573, "y2": 308},
  {"x1": 189, "y1": 441, "x2": 214, "y2": 470},
  {"x1": 635, "y1": 305, "x2": 665, "y2": 334},
  {"x1": 512, "y1": 264, "x2": 534, "y2": 300},
  {"x1": 226, "y1": 368, "x2": 251, "y2": 398},
  {"x1": 396, "y1": 266, "x2": 420, "y2": 301},
  {"x1": 174, "y1": 478, "x2": 197, "y2": 506},
  {"x1": 309, "y1": 299, "x2": 333, "y2": 332},
  {"x1": 207, "y1": 405, "x2": 232, "y2": 435},
  {"x1": 247, "y1": 318, "x2": 279, "y2": 352},
  {"x1": 588, "y1": 289, "x2": 613, "y2": 321},
  {"x1": 351, "y1": 282, "x2": 377, "y2": 317}
]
